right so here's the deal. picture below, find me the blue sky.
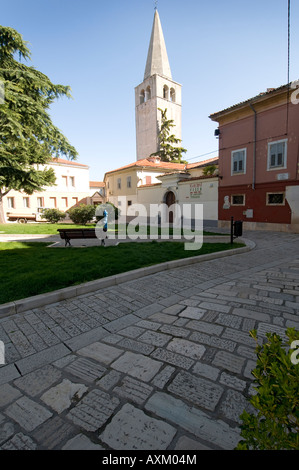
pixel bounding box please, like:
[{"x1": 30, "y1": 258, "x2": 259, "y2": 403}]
[{"x1": 1, "y1": 0, "x2": 298, "y2": 180}]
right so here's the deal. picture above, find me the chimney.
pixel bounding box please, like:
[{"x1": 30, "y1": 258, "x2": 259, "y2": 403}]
[{"x1": 147, "y1": 156, "x2": 161, "y2": 164}]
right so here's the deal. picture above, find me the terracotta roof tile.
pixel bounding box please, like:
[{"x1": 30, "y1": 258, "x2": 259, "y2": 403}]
[
  {"x1": 90, "y1": 181, "x2": 105, "y2": 187},
  {"x1": 52, "y1": 158, "x2": 89, "y2": 168},
  {"x1": 138, "y1": 173, "x2": 218, "y2": 188},
  {"x1": 187, "y1": 157, "x2": 219, "y2": 168},
  {"x1": 105, "y1": 158, "x2": 184, "y2": 174},
  {"x1": 104, "y1": 156, "x2": 218, "y2": 176},
  {"x1": 209, "y1": 82, "x2": 292, "y2": 120},
  {"x1": 138, "y1": 182, "x2": 162, "y2": 188},
  {"x1": 178, "y1": 174, "x2": 218, "y2": 183}
]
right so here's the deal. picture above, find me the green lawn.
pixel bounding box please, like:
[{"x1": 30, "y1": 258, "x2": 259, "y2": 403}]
[
  {"x1": 0, "y1": 241, "x2": 244, "y2": 304},
  {"x1": 0, "y1": 223, "x2": 96, "y2": 234},
  {"x1": 0, "y1": 223, "x2": 226, "y2": 236}
]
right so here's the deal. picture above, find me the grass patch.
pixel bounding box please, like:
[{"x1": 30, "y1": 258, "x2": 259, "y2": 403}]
[
  {"x1": 0, "y1": 241, "x2": 244, "y2": 304},
  {"x1": 0, "y1": 223, "x2": 96, "y2": 234},
  {"x1": 0, "y1": 223, "x2": 227, "y2": 236}
]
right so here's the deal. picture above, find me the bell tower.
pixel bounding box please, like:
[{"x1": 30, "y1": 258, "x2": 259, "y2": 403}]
[{"x1": 135, "y1": 9, "x2": 182, "y2": 161}]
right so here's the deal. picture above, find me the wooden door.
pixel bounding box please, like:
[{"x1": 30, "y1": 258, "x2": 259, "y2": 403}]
[{"x1": 166, "y1": 191, "x2": 175, "y2": 223}]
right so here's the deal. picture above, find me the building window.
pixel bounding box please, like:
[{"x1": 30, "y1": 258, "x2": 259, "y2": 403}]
[
  {"x1": 145, "y1": 86, "x2": 151, "y2": 101},
  {"x1": 72, "y1": 197, "x2": 78, "y2": 205},
  {"x1": 266, "y1": 192, "x2": 285, "y2": 205},
  {"x1": 61, "y1": 197, "x2": 68, "y2": 208},
  {"x1": 232, "y1": 149, "x2": 246, "y2": 175},
  {"x1": 7, "y1": 197, "x2": 14, "y2": 209},
  {"x1": 140, "y1": 89, "x2": 145, "y2": 104},
  {"x1": 23, "y1": 197, "x2": 30, "y2": 208},
  {"x1": 170, "y1": 88, "x2": 176, "y2": 102},
  {"x1": 62, "y1": 176, "x2": 68, "y2": 186},
  {"x1": 49, "y1": 197, "x2": 57, "y2": 208},
  {"x1": 69, "y1": 176, "x2": 75, "y2": 187},
  {"x1": 117, "y1": 178, "x2": 121, "y2": 189},
  {"x1": 127, "y1": 176, "x2": 131, "y2": 188},
  {"x1": 128, "y1": 200, "x2": 132, "y2": 206},
  {"x1": 146, "y1": 176, "x2": 152, "y2": 185},
  {"x1": 231, "y1": 194, "x2": 245, "y2": 206},
  {"x1": 37, "y1": 197, "x2": 44, "y2": 208},
  {"x1": 163, "y1": 85, "x2": 169, "y2": 100},
  {"x1": 268, "y1": 140, "x2": 287, "y2": 170}
]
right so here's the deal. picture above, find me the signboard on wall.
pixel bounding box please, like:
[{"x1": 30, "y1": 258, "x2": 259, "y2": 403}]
[
  {"x1": 190, "y1": 182, "x2": 202, "y2": 198},
  {"x1": 277, "y1": 173, "x2": 289, "y2": 180}
]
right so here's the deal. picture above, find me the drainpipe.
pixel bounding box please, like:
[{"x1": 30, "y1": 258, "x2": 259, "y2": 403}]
[{"x1": 249, "y1": 103, "x2": 257, "y2": 190}]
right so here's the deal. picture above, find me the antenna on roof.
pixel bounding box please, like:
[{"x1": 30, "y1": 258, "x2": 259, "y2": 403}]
[
  {"x1": 286, "y1": 0, "x2": 291, "y2": 133},
  {"x1": 154, "y1": 0, "x2": 158, "y2": 10},
  {"x1": 288, "y1": 0, "x2": 290, "y2": 86}
]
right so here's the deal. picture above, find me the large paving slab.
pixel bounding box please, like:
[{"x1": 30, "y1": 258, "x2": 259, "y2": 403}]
[
  {"x1": 100, "y1": 403, "x2": 177, "y2": 450},
  {"x1": 0, "y1": 229, "x2": 299, "y2": 450},
  {"x1": 5, "y1": 396, "x2": 53, "y2": 432}
]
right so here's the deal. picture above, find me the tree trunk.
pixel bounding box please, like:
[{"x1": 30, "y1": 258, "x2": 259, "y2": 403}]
[{"x1": 0, "y1": 193, "x2": 7, "y2": 224}]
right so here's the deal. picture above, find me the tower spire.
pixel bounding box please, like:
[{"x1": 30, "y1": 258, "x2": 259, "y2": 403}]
[
  {"x1": 135, "y1": 8, "x2": 181, "y2": 160},
  {"x1": 144, "y1": 9, "x2": 172, "y2": 80}
]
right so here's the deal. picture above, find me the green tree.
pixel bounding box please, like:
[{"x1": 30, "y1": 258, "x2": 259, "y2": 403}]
[
  {"x1": 202, "y1": 164, "x2": 217, "y2": 176},
  {"x1": 0, "y1": 26, "x2": 78, "y2": 223},
  {"x1": 151, "y1": 108, "x2": 187, "y2": 163},
  {"x1": 67, "y1": 204, "x2": 95, "y2": 225}
]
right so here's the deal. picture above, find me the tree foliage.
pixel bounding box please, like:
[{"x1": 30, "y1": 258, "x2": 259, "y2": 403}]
[
  {"x1": 151, "y1": 108, "x2": 187, "y2": 163},
  {"x1": 236, "y1": 327, "x2": 299, "y2": 450},
  {"x1": 202, "y1": 164, "x2": 217, "y2": 176},
  {"x1": 0, "y1": 26, "x2": 78, "y2": 221},
  {"x1": 41, "y1": 208, "x2": 65, "y2": 224},
  {"x1": 67, "y1": 204, "x2": 95, "y2": 225}
]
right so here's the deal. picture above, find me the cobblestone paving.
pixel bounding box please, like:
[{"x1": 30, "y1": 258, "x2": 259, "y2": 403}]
[{"x1": 0, "y1": 230, "x2": 298, "y2": 450}]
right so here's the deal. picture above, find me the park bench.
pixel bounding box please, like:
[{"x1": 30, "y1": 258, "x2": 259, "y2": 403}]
[{"x1": 57, "y1": 228, "x2": 101, "y2": 246}]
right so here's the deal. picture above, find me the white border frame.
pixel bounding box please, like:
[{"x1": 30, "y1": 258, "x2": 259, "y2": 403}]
[
  {"x1": 231, "y1": 148, "x2": 247, "y2": 176},
  {"x1": 266, "y1": 192, "x2": 285, "y2": 206},
  {"x1": 267, "y1": 139, "x2": 288, "y2": 171},
  {"x1": 231, "y1": 194, "x2": 246, "y2": 206}
]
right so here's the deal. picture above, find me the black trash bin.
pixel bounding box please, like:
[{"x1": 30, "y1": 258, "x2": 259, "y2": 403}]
[{"x1": 234, "y1": 220, "x2": 243, "y2": 237}]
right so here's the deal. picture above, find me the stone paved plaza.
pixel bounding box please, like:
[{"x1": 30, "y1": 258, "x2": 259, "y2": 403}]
[{"x1": 0, "y1": 229, "x2": 298, "y2": 450}]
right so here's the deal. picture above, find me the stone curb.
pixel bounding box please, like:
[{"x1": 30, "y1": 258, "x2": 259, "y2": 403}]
[{"x1": 0, "y1": 238, "x2": 255, "y2": 318}]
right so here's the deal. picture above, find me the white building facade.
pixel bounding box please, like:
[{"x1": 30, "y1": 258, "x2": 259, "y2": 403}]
[
  {"x1": 3, "y1": 158, "x2": 93, "y2": 222},
  {"x1": 104, "y1": 156, "x2": 219, "y2": 226}
]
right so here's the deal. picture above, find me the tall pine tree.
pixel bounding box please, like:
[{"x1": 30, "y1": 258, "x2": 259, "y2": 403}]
[
  {"x1": 0, "y1": 26, "x2": 78, "y2": 223},
  {"x1": 151, "y1": 108, "x2": 187, "y2": 163}
]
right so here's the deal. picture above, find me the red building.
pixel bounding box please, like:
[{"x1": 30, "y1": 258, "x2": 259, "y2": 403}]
[{"x1": 210, "y1": 83, "x2": 299, "y2": 233}]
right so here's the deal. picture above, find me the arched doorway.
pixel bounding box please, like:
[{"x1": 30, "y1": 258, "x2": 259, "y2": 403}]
[{"x1": 165, "y1": 191, "x2": 176, "y2": 223}]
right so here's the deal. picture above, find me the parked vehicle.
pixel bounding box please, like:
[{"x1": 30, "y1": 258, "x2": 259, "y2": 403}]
[{"x1": 6, "y1": 212, "x2": 39, "y2": 223}]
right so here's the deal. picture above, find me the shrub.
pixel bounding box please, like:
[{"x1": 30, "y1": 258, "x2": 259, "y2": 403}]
[
  {"x1": 67, "y1": 204, "x2": 95, "y2": 225},
  {"x1": 41, "y1": 208, "x2": 65, "y2": 224},
  {"x1": 236, "y1": 327, "x2": 299, "y2": 450}
]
